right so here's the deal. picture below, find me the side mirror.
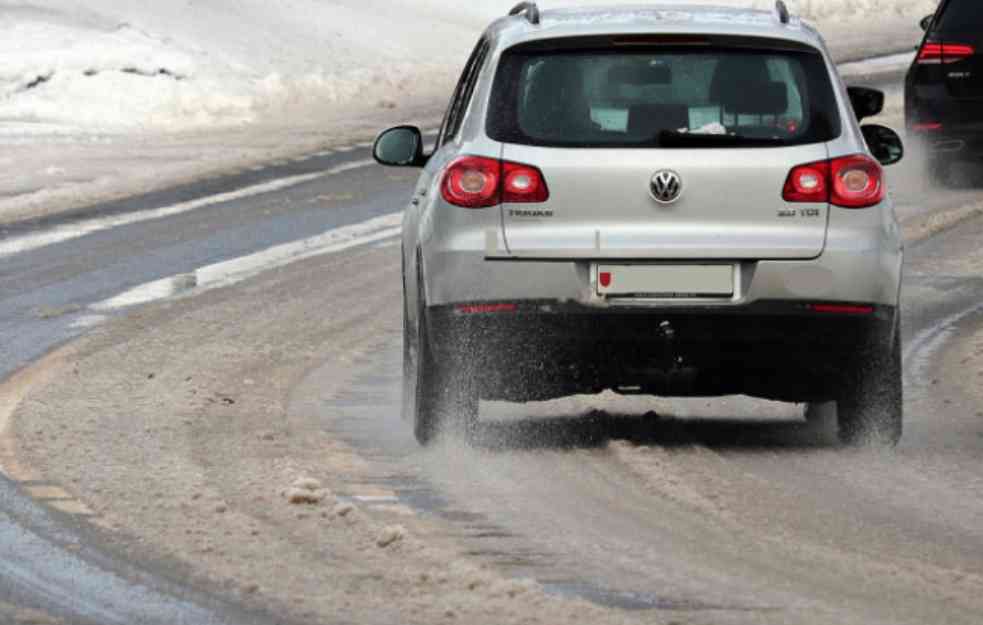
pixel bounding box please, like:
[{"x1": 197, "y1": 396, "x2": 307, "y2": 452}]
[
  {"x1": 862, "y1": 124, "x2": 904, "y2": 166},
  {"x1": 373, "y1": 126, "x2": 427, "y2": 167},
  {"x1": 920, "y1": 14, "x2": 934, "y2": 31},
  {"x1": 847, "y1": 86, "x2": 885, "y2": 122}
]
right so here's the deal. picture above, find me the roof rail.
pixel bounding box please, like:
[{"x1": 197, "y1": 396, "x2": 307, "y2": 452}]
[
  {"x1": 774, "y1": 0, "x2": 791, "y2": 25},
  {"x1": 509, "y1": 2, "x2": 541, "y2": 25}
]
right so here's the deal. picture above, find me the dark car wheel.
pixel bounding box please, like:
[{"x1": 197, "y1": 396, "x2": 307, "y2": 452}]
[
  {"x1": 407, "y1": 274, "x2": 478, "y2": 446},
  {"x1": 837, "y1": 327, "x2": 903, "y2": 447}
]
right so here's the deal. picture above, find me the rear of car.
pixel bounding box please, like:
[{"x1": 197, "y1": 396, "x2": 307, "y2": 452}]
[
  {"x1": 386, "y1": 6, "x2": 904, "y2": 447},
  {"x1": 906, "y1": 0, "x2": 983, "y2": 179}
]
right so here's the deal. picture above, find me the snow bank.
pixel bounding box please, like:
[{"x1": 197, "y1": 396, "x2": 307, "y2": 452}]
[
  {"x1": 0, "y1": 0, "x2": 936, "y2": 136},
  {"x1": 795, "y1": 0, "x2": 935, "y2": 21}
]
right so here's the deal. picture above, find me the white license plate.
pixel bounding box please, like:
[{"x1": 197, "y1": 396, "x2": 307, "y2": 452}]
[{"x1": 596, "y1": 264, "x2": 734, "y2": 297}]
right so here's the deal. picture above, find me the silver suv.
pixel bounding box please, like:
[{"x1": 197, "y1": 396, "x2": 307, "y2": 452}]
[{"x1": 374, "y1": 2, "x2": 906, "y2": 447}]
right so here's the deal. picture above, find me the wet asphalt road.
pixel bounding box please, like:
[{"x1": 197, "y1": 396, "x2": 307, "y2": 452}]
[{"x1": 2, "y1": 71, "x2": 983, "y2": 622}]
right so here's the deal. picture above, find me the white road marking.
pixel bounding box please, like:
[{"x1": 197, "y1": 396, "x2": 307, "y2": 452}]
[
  {"x1": 91, "y1": 212, "x2": 402, "y2": 312},
  {"x1": 0, "y1": 159, "x2": 375, "y2": 258},
  {"x1": 70, "y1": 314, "x2": 108, "y2": 330},
  {"x1": 352, "y1": 495, "x2": 400, "y2": 504}
]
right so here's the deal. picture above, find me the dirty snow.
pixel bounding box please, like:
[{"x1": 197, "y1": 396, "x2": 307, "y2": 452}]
[{"x1": 376, "y1": 524, "x2": 407, "y2": 548}]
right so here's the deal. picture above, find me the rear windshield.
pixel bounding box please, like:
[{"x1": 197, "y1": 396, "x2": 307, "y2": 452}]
[
  {"x1": 936, "y1": 0, "x2": 983, "y2": 31},
  {"x1": 487, "y1": 46, "x2": 842, "y2": 149}
]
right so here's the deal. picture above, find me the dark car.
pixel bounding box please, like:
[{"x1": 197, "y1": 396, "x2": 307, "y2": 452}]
[{"x1": 906, "y1": 0, "x2": 983, "y2": 184}]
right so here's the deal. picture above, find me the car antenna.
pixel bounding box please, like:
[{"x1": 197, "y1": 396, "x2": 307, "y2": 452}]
[
  {"x1": 774, "y1": 0, "x2": 791, "y2": 25},
  {"x1": 509, "y1": 2, "x2": 541, "y2": 25}
]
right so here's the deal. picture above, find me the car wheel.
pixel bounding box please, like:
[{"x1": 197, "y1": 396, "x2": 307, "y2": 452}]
[
  {"x1": 409, "y1": 274, "x2": 478, "y2": 446},
  {"x1": 837, "y1": 327, "x2": 903, "y2": 447},
  {"x1": 401, "y1": 288, "x2": 416, "y2": 424}
]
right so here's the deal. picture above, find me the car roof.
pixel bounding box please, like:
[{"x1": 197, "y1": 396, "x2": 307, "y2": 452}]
[{"x1": 485, "y1": 4, "x2": 826, "y2": 52}]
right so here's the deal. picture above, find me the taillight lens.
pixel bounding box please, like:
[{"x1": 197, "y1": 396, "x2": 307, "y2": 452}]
[
  {"x1": 783, "y1": 162, "x2": 829, "y2": 203},
  {"x1": 441, "y1": 156, "x2": 500, "y2": 208},
  {"x1": 502, "y1": 161, "x2": 549, "y2": 203},
  {"x1": 830, "y1": 155, "x2": 883, "y2": 208},
  {"x1": 783, "y1": 154, "x2": 884, "y2": 209},
  {"x1": 917, "y1": 42, "x2": 975, "y2": 64},
  {"x1": 440, "y1": 156, "x2": 549, "y2": 208}
]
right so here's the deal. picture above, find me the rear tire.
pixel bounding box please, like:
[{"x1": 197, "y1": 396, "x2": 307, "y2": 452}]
[
  {"x1": 407, "y1": 276, "x2": 478, "y2": 446},
  {"x1": 837, "y1": 327, "x2": 903, "y2": 447}
]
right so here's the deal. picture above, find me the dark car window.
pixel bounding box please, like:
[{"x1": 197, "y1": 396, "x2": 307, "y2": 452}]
[
  {"x1": 437, "y1": 38, "x2": 490, "y2": 147},
  {"x1": 488, "y1": 45, "x2": 841, "y2": 149},
  {"x1": 935, "y1": 0, "x2": 983, "y2": 31}
]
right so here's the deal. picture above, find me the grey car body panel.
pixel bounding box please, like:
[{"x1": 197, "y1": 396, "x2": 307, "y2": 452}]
[
  {"x1": 404, "y1": 4, "x2": 903, "y2": 331},
  {"x1": 496, "y1": 143, "x2": 831, "y2": 260}
]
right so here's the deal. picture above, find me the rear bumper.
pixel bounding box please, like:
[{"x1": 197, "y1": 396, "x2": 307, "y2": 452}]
[
  {"x1": 912, "y1": 131, "x2": 983, "y2": 159},
  {"x1": 905, "y1": 83, "x2": 983, "y2": 157},
  {"x1": 424, "y1": 202, "x2": 903, "y2": 309},
  {"x1": 428, "y1": 301, "x2": 896, "y2": 403}
]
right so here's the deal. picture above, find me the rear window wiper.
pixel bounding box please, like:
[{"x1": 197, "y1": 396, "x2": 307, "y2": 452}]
[{"x1": 657, "y1": 130, "x2": 788, "y2": 148}]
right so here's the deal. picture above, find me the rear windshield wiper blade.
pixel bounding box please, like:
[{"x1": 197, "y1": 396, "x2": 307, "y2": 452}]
[{"x1": 657, "y1": 130, "x2": 787, "y2": 148}]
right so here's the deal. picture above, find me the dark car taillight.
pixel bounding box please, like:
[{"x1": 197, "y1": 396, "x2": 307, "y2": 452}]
[
  {"x1": 783, "y1": 154, "x2": 884, "y2": 209},
  {"x1": 441, "y1": 156, "x2": 548, "y2": 208},
  {"x1": 917, "y1": 42, "x2": 976, "y2": 65}
]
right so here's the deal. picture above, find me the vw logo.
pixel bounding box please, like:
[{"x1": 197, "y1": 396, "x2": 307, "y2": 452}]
[{"x1": 649, "y1": 170, "x2": 682, "y2": 204}]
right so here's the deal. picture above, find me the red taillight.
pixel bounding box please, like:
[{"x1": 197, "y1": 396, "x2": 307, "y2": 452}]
[
  {"x1": 830, "y1": 155, "x2": 884, "y2": 208},
  {"x1": 783, "y1": 161, "x2": 829, "y2": 203},
  {"x1": 502, "y1": 161, "x2": 549, "y2": 203},
  {"x1": 441, "y1": 156, "x2": 548, "y2": 208},
  {"x1": 912, "y1": 122, "x2": 944, "y2": 132},
  {"x1": 441, "y1": 156, "x2": 500, "y2": 208},
  {"x1": 783, "y1": 154, "x2": 884, "y2": 209},
  {"x1": 917, "y1": 42, "x2": 975, "y2": 64}
]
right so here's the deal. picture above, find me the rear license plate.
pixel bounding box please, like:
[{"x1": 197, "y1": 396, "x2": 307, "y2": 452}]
[{"x1": 596, "y1": 264, "x2": 734, "y2": 298}]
